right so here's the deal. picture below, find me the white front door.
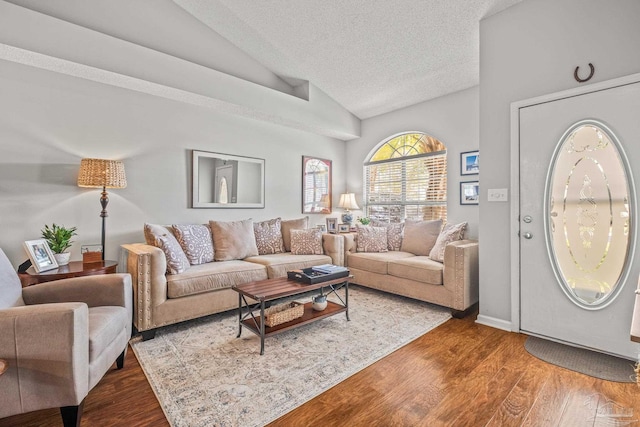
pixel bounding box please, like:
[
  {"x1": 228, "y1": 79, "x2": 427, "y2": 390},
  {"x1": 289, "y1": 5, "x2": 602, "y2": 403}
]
[{"x1": 518, "y1": 79, "x2": 640, "y2": 359}]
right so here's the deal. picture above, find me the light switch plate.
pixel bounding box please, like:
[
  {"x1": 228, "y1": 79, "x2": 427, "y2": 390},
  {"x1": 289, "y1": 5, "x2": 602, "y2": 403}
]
[{"x1": 488, "y1": 188, "x2": 508, "y2": 202}]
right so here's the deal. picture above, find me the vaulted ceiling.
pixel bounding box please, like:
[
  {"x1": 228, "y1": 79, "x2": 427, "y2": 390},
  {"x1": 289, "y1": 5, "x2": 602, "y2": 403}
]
[{"x1": 6, "y1": 0, "x2": 522, "y2": 120}]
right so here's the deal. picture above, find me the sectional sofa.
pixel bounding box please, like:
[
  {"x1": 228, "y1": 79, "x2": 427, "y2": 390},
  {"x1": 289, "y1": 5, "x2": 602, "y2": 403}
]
[{"x1": 121, "y1": 217, "x2": 343, "y2": 339}]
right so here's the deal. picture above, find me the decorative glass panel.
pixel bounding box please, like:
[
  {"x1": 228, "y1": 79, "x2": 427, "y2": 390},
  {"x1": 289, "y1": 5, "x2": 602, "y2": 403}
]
[{"x1": 546, "y1": 121, "x2": 632, "y2": 309}]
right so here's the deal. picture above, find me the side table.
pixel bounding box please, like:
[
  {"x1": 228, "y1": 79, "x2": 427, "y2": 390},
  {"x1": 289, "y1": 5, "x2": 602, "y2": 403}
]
[{"x1": 18, "y1": 260, "x2": 118, "y2": 287}]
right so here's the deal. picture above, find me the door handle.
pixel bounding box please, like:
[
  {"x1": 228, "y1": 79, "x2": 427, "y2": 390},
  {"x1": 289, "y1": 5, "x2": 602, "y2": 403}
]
[{"x1": 523, "y1": 232, "x2": 533, "y2": 239}]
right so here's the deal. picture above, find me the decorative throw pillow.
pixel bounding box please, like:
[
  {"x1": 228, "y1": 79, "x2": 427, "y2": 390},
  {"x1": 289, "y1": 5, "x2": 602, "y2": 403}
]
[
  {"x1": 143, "y1": 223, "x2": 190, "y2": 274},
  {"x1": 429, "y1": 222, "x2": 467, "y2": 262},
  {"x1": 290, "y1": 228, "x2": 323, "y2": 255},
  {"x1": 370, "y1": 220, "x2": 404, "y2": 251},
  {"x1": 281, "y1": 216, "x2": 309, "y2": 252},
  {"x1": 400, "y1": 219, "x2": 443, "y2": 256},
  {"x1": 356, "y1": 225, "x2": 388, "y2": 253},
  {"x1": 254, "y1": 218, "x2": 285, "y2": 255},
  {"x1": 172, "y1": 224, "x2": 214, "y2": 265},
  {"x1": 209, "y1": 219, "x2": 259, "y2": 261}
]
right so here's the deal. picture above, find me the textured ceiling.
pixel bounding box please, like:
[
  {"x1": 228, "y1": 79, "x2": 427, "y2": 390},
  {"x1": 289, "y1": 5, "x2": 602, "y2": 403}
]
[{"x1": 174, "y1": 0, "x2": 523, "y2": 119}]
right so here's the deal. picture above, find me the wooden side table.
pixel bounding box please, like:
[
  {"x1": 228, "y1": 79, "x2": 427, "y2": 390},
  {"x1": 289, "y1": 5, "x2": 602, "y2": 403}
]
[{"x1": 18, "y1": 260, "x2": 118, "y2": 287}]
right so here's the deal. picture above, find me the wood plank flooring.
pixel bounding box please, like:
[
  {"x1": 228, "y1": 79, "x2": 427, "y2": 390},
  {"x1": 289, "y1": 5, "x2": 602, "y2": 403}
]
[{"x1": 2, "y1": 310, "x2": 638, "y2": 427}]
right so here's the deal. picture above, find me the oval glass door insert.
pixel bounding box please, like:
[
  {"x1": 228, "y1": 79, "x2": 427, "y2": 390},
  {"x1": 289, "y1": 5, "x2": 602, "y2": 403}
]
[{"x1": 546, "y1": 120, "x2": 632, "y2": 309}]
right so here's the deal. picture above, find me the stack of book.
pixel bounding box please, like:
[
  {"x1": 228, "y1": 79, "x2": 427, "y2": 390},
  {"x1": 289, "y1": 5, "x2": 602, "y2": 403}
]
[{"x1": 311, "y1": 264, "x2": 349, "y2": 274}]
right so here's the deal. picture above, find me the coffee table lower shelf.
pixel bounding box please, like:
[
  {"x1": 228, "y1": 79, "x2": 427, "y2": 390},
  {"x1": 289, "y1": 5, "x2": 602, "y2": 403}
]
[{"x1": 241, "y1": 301, "x2": 346, "y2": 336}]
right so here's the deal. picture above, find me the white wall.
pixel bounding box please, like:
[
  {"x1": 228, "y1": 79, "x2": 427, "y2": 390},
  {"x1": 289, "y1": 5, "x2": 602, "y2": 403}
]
[
  {"x1": 0, "y1": 58, "x2": 345, "y2": 265},
  {"x1": 479, "y1": 0, "x2": 640, "y2": 327},
  {"x1": 346, "y1": 86, "x2": 479, "y2": 238}
]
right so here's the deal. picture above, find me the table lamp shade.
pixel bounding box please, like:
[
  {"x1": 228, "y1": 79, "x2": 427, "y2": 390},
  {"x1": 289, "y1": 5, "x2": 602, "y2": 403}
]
[
  {"x1": 338, "y1": 193, "x2": 359, "y2": 210},
  {"x1": 77, "y1": 158, "x2": 127, "y2": 189}
]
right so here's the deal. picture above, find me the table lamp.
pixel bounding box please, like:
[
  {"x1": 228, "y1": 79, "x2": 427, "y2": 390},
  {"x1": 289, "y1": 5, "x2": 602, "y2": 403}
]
[
  {"x1": 338, "y1": 193, "x2": 359, "y2": 226},
  {"x1": 77, "y1": 158, "x2": 127, "y2": 260}
]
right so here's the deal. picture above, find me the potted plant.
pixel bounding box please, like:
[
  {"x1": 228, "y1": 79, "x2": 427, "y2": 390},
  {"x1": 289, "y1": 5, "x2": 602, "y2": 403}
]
[
  {"x1": 41, "y1": 223, "x2": 77, "y2": 266},
  {"x1": 357, "y1": 217, "x2": 371, "y2": 226}
]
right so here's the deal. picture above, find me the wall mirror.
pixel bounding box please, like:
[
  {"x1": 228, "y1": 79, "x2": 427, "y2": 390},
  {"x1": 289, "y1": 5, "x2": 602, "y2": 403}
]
[
  {"x1": 302, "y1": 156, "x2": 331, "y2": 213},
  {"x1": 192, "y1": 150, "x2": 265, "y2": 208}
]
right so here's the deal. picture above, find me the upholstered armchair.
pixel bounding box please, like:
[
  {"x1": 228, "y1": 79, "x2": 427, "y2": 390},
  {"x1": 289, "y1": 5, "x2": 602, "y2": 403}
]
[{"x1": 0, "y1": 249, "x2": 132, "y2": 427}]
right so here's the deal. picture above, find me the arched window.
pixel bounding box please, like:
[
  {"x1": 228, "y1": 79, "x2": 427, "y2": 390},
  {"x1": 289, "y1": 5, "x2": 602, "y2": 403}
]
[{"x1": 364, "y1": 132, "x2": 447, "y2": 222}]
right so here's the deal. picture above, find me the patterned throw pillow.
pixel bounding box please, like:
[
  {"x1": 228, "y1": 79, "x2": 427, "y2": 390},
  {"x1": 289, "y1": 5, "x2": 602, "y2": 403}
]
[
  {"x1": 281, "y1": 216, "x2": 309, "y2": 252},
  {"x1": 253, "y1": 218, "x2": 285, "y2": 255},
  {"x1": 356, "y1": 225, "x2": 388, "y2": 253},
  {"x1": 210, "y1": 219, "x2": 259, "y2": 261},
  {"x1": 143, "y1": 223, "x2": 190, "y2": 274},
  {"x1": 400, "y1": 219, "x2": 443, "y2": 256},
  {"x1": 172, "y1": 224, "x2": 214, "y2": 265},
  {"x1": 370, "y1": 220, "x2": 404, "y2": 251},
  {"x1": 429, "y1": 222, "x2": 467, "y2": 262},
  {"x1": 290, "y1": 228, "x2": 323, "y2": 255}
]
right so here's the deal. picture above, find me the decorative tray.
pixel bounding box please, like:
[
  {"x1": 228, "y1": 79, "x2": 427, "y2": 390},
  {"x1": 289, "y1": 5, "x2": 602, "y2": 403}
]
[{"x1": 287, "y1": 267, "x2": 349, "y2": 285}]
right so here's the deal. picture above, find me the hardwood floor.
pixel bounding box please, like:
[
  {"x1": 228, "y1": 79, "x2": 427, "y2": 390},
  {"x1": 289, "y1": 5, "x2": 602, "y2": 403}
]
[{"x1": 2, "y1": 311, "x2": 638, "y2": 427}]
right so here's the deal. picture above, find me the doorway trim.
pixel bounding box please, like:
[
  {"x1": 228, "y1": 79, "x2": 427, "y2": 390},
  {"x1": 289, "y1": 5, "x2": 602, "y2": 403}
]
[{"x1": 509, "y1": 71, "x2": 640, "y2": 333}]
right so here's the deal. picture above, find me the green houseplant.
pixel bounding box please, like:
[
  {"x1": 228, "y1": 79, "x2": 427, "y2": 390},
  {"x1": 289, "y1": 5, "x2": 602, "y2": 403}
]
[{"x1": 41, "y1": 223, "x2": 77, "y2": 266}]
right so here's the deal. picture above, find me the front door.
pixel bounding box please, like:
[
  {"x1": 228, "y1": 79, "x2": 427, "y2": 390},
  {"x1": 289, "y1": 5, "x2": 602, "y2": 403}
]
[{"x1": 519, "y1": 79, "x2": 640, "y2": 359}]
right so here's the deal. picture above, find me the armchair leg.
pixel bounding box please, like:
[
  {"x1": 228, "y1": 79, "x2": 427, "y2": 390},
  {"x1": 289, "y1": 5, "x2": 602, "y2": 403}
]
[
  {"x1": 116, "y1": 349, "x2": 126, "y2": 370},
  {"x1": 60, "y1": 400, "x2": 84, "y2": 427}
]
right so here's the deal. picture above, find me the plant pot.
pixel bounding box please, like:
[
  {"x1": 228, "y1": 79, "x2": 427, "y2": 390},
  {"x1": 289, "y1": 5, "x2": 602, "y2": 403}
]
[
  {"x1": 312, "y1": 295, "x2": 328, "y2": 311},
  {"x1": 54, "y1": 252, "x2": 71, "y2": 266}
]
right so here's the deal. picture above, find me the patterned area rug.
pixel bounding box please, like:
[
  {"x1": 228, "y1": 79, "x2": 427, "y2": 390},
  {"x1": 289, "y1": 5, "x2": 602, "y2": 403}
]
[
  {"x1": 131, "y1": 286, "x2": 451, "y2": 427},
  {"x1": 525, "y1": 336, "x2": 637, "y2": 383}
]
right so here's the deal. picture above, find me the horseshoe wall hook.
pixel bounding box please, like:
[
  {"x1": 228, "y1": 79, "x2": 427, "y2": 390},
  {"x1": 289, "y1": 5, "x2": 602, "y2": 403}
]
[{"x1": 574, "y1": 63, "x2": 595, "y2": 83}]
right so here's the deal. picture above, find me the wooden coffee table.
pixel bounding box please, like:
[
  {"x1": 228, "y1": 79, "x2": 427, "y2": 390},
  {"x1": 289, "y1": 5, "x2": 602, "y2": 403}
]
[{"x1": 232, "y1": 275, "x2": 351, "y2": 355}]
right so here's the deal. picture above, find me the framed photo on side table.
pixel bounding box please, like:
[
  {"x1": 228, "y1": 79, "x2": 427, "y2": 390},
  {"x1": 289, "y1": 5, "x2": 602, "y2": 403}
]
[
  {"x1": 338, "y1": 224, "x2": 350, "y2": 233},
  {"x1": 460, "y1": 150, "x2": 479, "y2": 175},
  {"x1": 23, "y1": 239, "x2": 58, "y2": 272},
  {"x1": 326, "y1": 218, "x2": 338, "y2": 234},
  {"x1": 460, "y1": 181, "x2": 480, "y2": 205}
]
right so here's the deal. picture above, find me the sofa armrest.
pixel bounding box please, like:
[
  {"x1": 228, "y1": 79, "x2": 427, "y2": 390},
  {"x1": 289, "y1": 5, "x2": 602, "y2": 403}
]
[
  {"x1": 121, "y1": 243, "x2": 168, "y2": 332},
  {"x1": 322, "y1": 233, "x2": 345, "y2": 266},
  {"x1": 343, "y1": 233, "x2": 357, "y2": 266},
  {"x1": 0, "y1": 303, "x2": 89, "y2": 416},
  {"x1": 442, "y1": 239, "x2": 479, "y2": 311}
]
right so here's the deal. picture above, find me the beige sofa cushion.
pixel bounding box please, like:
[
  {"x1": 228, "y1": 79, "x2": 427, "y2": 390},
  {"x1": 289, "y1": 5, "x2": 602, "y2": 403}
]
[
  {"x1": 167, "y1": 260, "x2": 267, "y2": 298},
  {"x1": 172, "y1": 224, "x2": 214, "y2": 265},
  {"x1": 281, "y1": 216, "x2": 309, "y2": 252},
  {"x1": 253, "y1": 218, "x2": 285, "y2": 255},
  {"x1": 347, "y1": 251, "x2": 415, "y2": 275},
  {"x1": 88, "y1": 306, "x2": 128, "y2": 363},
  {"x1": 210, "y1": 219, "x2": 259, "y2": 261},
  {"x1": 429, "y1": 222, "x2": 467, "y2": 262},
  {"x1": 387, "y1": 256, "x2": 443, "y2": 285},
  {"x1": 400, "y1": 219, "x2": 442, "y2": 256},
  {"x1": 245, "y1": 253, "x2": 332, "y2": 278}
]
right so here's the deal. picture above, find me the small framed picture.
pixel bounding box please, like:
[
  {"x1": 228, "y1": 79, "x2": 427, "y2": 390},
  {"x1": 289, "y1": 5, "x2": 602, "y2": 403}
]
[
  {"x1": 460, "y1": 181, "x2": 480, "y2": 205},
  {"x1": 338, "y1": 224, "x2": 350, "y2": 233},
  {"x1": 316, "y1": 224, "x2": 327, "y2": 232},
  {"x1": 326, "y1": 218, "x2": 338, "y2": 234},
  {"x1": 460, "y1": 150, "x2": 479, "y2": 175},
  {"x1": 24, "y1": 239, "x2": 58, "y2": 272}
]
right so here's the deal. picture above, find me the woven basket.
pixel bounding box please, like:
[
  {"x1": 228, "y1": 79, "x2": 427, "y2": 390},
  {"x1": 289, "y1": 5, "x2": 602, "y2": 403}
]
[{"x1": 264, "y1": 301, "x2": 304, "y2": 327}]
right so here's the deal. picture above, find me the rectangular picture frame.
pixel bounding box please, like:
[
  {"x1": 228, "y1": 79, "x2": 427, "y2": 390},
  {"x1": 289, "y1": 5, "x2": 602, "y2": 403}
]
[
  {"x1": 338, "y1": 224, "x2": 350, "y2": 233},
  {"x1": 460, "y1": 181, "x2": 479, "y2": 205},
  {"x1": 460, "y1": 150, "x2": 479, "y2": 175},
  {"x1": 24, "y1": 239, "x2": 58, "y2": 272},
  {"x1": 326, "y1": 217, "x2": 338, "y2": 234}
]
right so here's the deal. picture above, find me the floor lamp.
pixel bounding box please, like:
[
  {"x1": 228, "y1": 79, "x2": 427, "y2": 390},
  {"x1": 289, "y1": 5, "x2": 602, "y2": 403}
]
[{"x1": 77, "y1": 158, "x2": 127, "y2": 260}]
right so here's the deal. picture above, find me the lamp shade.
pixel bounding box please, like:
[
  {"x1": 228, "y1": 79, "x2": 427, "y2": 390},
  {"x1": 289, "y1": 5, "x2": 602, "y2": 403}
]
[
  {"x1": 338, "y1": 193, "x2": 359, "y2": 210},
  {"x1": 77, "y1": 158, "x2": 127, "y2": 189}
]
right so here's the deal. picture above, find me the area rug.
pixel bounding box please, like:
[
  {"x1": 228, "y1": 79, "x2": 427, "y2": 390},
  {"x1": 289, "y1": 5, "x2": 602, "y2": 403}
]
[
  {"x1": 524, "y1": 336, "x2": 636, "y2": 383},
  {"x1": 131, "y1": 286, "x2": 451, "y2": 427}
]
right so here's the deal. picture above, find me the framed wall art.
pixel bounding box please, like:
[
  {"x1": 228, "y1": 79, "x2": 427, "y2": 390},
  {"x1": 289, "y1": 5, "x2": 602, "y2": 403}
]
[
  {"x1": 460, "y1": 181, "x2": 479, "y2": 205},
  {"x1": 326, "y1": 218, "x2": 338, "y2": 234},
  {"x1": 460, "y1": 150, "x2": 479, "y2": 175}
]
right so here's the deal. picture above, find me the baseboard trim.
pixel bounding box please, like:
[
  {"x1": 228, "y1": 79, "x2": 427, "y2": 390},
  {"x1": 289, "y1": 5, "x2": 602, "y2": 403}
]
[{"x1": 476, "y1": 315, "x2": 513, "y2": 332}]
